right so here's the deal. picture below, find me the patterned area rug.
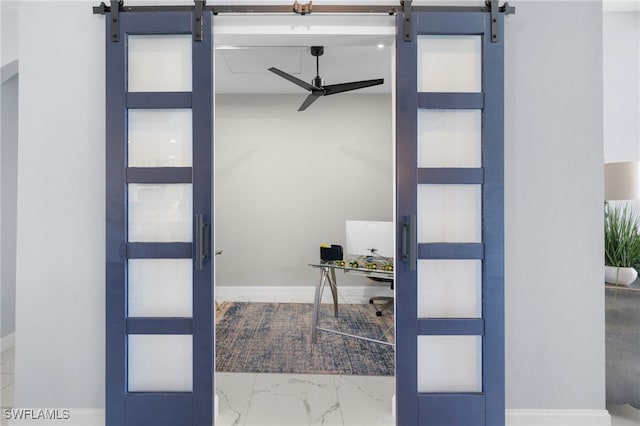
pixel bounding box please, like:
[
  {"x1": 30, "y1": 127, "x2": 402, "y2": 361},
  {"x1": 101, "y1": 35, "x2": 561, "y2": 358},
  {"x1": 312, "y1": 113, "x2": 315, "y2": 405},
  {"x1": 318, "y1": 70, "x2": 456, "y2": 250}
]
[{"x1": 215, "y1": 302, "x2": 395, "y2": 376}]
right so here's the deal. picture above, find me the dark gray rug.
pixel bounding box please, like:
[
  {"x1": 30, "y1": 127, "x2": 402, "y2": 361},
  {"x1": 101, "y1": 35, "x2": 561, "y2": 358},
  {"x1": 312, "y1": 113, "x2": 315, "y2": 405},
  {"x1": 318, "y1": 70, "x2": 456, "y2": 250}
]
[
  {"x1": 606, "y1": 285, "x2": 640, "y2": 409},
  {"x1": 215, "y1": 302, "x2": 395, "y2": 376}
]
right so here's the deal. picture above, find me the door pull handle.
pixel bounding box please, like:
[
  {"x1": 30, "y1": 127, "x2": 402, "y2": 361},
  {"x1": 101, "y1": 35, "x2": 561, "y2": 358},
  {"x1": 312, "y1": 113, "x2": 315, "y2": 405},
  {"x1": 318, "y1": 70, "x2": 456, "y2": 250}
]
[
  {"x1": 195, "y1": 214, "x2": 209, "y2": 271},
  {"x1": 401, "y1": 215, "x2": 417, "y2": 272}
]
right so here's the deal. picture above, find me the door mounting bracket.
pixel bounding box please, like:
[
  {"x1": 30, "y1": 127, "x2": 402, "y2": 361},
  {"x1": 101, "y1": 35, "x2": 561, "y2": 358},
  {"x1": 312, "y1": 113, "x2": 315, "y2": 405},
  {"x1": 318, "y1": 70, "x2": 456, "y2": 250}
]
[
  {"x1": 487, "y1": 0, "x2": 515, "y2": 43},
  {"x1": 194, "y1": 0, "x2": 205, "y2": 41},
  {"x1": 401, "y1": 0, "x2": 412, "y2": 42},
  {"x1": 488, "y1": 0, "x2": 499, "y2": 42},
  {"x1": 109, "y1": 0, "x2": 123, "y2": 42}
]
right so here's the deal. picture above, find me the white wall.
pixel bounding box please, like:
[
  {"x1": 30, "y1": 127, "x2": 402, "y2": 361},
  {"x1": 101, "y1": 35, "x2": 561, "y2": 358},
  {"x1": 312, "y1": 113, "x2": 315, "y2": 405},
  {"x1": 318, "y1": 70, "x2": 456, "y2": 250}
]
[
  {"x1": 1, "y1": 74, "x2": 18, "y2": 339},
  {"x1": 1, "y1": 0, "x2": 19, "y2": 69},
  {"x1": 13, "y1": 0, "x2": 606, "y2": 416},
  {"x1": 15, "y1": 1, "x2": 105, "y2": 408},
  {"x1": 603, "y1": 11, "x2": 640, "y2": 163},
  {"x1": 504, "y1": 1, "x2": 605, "y2": 409},
  {"x1": 214, "y1": 94, "x2": 393, "y2": 288}
]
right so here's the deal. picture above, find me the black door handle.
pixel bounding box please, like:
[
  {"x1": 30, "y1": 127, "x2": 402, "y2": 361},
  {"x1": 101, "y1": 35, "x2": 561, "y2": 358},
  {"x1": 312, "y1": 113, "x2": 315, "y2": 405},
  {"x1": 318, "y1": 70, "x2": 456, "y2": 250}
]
[
  {"x1": 401, "y1": 215, "x2": 417, "y2": 271},
  {"x1": 195, "y1": 214, "x2": 209, "y2": 271}
]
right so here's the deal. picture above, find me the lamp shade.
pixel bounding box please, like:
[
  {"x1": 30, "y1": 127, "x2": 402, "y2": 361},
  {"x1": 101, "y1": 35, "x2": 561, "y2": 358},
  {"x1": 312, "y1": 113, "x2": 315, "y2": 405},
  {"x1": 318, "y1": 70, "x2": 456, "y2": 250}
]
[{"x1": 605, "y1": 161, "x2": 640, "y2": 201}]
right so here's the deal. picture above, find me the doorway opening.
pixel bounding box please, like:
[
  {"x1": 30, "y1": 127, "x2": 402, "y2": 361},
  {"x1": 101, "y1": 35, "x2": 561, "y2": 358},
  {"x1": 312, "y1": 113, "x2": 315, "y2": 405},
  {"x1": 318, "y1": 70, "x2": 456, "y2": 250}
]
[{"x1": 211, "y1": 13, "x2": 398, "y2": 425}]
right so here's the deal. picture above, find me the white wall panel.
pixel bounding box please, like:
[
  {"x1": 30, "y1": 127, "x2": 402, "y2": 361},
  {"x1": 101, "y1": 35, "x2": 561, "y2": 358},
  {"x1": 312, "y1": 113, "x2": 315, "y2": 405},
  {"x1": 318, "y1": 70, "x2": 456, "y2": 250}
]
[
  {"x1": 16, "y1": 1, "x2": 105, "y2": 408},
  {"x1": 214, "y1": 94, "x2": 393, "y2": 287},
  {"x1": 504, "y1": 0, "x2": 605, "y2": 409}
]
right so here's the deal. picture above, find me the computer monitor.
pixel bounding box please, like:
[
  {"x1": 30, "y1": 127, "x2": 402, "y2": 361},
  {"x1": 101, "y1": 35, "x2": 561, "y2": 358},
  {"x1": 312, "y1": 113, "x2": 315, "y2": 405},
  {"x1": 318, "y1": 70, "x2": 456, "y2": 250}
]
[{"x1": 345, "y1": 220, "x2": 394, "y2": 258}]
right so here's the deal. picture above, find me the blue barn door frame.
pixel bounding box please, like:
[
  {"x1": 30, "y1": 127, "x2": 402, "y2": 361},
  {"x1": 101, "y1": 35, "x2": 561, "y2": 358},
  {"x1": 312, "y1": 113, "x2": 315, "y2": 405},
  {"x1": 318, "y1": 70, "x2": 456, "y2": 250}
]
[
  {"x1": 395, "y1": 5, "x2": 509, "y2": 426},
  {"x1": 104, "y1": 8, "x2": 214, "y2": 426}
]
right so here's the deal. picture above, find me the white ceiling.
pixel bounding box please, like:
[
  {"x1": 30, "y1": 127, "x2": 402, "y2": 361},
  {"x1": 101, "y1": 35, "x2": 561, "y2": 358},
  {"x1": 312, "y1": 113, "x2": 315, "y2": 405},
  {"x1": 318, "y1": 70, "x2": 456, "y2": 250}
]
[{"x1": 213, "y1": 15, "x2": 396, "y2": 94}]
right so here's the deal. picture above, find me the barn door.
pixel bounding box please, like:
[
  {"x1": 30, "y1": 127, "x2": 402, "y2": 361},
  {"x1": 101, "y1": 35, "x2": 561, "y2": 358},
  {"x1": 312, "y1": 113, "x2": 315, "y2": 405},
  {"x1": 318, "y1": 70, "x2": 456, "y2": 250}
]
[
  {"x1": 105, "y1": 9, "x2": 214, "y2": 426},
  {"x1": 396, "y1": 8, "x2": 505, "y2": 426}
]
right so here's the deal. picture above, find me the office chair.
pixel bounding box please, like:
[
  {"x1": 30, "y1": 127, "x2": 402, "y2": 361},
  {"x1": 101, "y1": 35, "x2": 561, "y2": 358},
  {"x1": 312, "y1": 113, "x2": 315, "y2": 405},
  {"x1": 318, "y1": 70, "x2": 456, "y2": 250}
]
[{"x1": 368, "y1": 277, "x2": 393, "y2": 316}]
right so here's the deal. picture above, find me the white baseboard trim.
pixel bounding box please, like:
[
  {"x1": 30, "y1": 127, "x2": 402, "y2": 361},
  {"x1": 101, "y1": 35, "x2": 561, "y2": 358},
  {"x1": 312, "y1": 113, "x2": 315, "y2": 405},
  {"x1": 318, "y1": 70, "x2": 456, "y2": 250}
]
[
  {"x1": 215, "y1": 285, "x2": 392, "y2": 305},
  {"x1": 5, "y1": 408, "x2": 104, "y2": 426},
  {"x1": 506, "y1": 409, "x2": 611, "y2": 426},
  {"x1": 391, "y1": 394, "x2": 396, "y2": 420},
  {"x1": 1, "y1": 332, "x2": 15, "y2": 352},
  {"x1": 214, "y1": 394, "x2": 219, "y2": 421}
]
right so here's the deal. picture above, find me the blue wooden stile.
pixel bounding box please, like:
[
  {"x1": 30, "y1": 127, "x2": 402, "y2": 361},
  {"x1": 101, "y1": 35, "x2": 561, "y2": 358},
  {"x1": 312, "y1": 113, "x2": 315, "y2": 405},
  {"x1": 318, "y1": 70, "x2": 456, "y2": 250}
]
[
  {"x1": 395, "y1": 10, "x2": 505, "y2": 426},
  {"x1": 105, "y1": 10, "x2": 214, "y2": 426}
]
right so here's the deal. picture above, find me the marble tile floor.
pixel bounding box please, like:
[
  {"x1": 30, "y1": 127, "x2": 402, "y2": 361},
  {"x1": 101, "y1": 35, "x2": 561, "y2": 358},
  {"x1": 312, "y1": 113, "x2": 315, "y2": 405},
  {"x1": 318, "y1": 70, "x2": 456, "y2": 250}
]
[
  {"x1": 216, "y1": 373, "x2": 395, "y2": 426},
  {"x1": 2, "y1": 346, "x2": 640, "y2": 425},
  {"x1": 1, "y1": 347, "x2": 15, "y2": 409}
]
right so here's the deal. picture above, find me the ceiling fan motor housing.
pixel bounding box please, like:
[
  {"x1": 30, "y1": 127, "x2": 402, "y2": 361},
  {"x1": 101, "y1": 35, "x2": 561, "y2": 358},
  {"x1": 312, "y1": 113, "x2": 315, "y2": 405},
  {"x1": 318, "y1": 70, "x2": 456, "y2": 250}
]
[{"x1": 312, "y1": 76, "x2": 324, "y2": 88}]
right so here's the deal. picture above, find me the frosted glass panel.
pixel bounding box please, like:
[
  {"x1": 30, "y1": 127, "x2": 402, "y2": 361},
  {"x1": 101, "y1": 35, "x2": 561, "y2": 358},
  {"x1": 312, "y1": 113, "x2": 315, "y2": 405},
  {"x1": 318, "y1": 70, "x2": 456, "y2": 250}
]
[
  {"x1": 417, "y1": 260, "x2": 482, "y2": 318},
  {"x1": 128, "y1": 35, "x2": 192, "y2": 92},
  {"x1": 128, "y1": 184, "x2": 192, "y2": 242},
  {"x1": 128, "y1": 259, "x2": 192, "y2": 317},
  {"x1": 418, "y1": 110, "x2": 481, "y2": 168},
  {"x1": 128, "y1": 335, "x2": 192, "y2": 392},
  {"x1": 128, "y1": 110, "x2": 192, "y2": 167},
  {"x1": 417, "y1": 336, "x2": 482, "y2": 393},
  {"x1": 418, "y1": 185, "x2": 481, "y2": 242},
  {"x1": 418, "y1": 35, "x2": 481, "y2": 93}
]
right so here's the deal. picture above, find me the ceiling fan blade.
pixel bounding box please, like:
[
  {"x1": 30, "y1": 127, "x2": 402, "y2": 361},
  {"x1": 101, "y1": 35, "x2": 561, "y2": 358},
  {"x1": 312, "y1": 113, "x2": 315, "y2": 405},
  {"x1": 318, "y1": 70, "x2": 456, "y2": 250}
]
[
  {"x1": 298, "y1": 93, "x2": 322, "y2": 111},
  {"x1": 322, "y1": 79, "x2": 384, "y2": 96},
  {"x1": 268, "y1": 67, "x2": 322, "y2": 92}
]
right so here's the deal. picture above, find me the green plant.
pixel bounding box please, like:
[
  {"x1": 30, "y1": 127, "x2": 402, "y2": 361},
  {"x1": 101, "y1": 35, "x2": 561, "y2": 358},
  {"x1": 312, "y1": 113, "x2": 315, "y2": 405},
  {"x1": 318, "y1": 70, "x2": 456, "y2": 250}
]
[{"x1": 604, "y1": 201, "x2": 640, "y2": 268}]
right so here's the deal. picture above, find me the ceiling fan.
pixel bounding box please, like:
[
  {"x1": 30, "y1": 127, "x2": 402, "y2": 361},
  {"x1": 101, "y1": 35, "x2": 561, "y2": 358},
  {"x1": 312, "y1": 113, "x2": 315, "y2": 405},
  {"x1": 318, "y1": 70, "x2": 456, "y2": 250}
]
[{"x1": 268, "y1": 46, "x2": 384, "y2": 111}]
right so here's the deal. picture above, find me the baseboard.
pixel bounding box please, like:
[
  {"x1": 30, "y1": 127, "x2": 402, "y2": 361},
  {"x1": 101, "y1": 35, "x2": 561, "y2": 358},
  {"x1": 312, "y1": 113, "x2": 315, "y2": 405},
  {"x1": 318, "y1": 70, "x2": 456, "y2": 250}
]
[
  {"x1": 215, "y1": 285, "x2": 392, "y2": 305},
  {"x1": 506, "y1": 409, "x2": 611, "y2": 426},
  {"x1": 391, "y1": 394, "x2": 396, "y2": 420},
  {"x1": 214, "y1": 394, "x2": 219, "y2": 421},
  {"x1": 1, "y1": 332, "x2": 15, "y2": 352},
  {"x1": 5, "y1": 408, "x2": 104, "y2": 425}
]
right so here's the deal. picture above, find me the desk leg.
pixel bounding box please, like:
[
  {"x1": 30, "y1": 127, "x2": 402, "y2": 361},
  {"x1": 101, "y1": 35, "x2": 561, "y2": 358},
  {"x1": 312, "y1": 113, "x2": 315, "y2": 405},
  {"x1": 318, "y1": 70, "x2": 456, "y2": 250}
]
[
  {"x1": 311, "y1": 268, "x2": 327, "y2": 344},
  {"x1": 329, "y1": 268, "x2": 339, "y2": 317}
]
